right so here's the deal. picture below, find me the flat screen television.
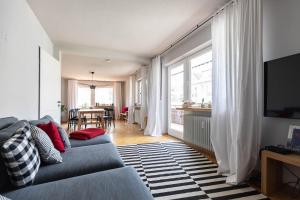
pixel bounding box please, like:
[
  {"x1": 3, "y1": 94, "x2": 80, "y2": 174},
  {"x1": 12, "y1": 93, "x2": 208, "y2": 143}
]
[{"x1": 264, "y1": 53, "x2": 300, "y2": 119}]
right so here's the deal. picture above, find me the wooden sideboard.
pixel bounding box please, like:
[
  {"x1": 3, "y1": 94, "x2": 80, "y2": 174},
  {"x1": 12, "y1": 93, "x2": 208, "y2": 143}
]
[{"x1": 261, "y1": 150, "x2": 300, "y2": 197}]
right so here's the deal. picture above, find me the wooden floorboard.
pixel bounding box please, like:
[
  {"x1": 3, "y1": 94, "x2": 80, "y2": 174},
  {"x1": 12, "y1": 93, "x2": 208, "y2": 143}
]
[{"x1": 64, "y1": 120, "x2": 178, "y2": 145}]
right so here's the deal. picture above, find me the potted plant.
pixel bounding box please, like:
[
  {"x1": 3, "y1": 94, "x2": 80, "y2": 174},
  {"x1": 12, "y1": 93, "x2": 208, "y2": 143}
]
[{"x1": 61, "y1": 104, "x2": 68, "y2": 123}]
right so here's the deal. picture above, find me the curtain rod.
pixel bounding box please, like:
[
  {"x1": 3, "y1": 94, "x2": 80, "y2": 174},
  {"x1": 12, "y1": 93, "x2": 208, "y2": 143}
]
[{"x1": 158, "y1": 0, "x2": 234, "y2": 57}]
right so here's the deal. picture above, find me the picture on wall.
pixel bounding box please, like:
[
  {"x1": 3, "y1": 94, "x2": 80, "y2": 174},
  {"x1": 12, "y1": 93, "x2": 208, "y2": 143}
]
[{"x1": 287, "y1": 125, "x2": 300, "y2": 151}]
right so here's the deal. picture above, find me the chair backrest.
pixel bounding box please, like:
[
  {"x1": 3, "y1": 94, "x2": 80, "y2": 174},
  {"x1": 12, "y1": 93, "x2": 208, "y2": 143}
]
[
  {"x1": 69, "y1": 109, "x2": 79, "y2": 120},
  {"x1": 121, "y1": 106, "x2": 128, "y2": 113},
  {"x1": 104, "y1": 107, "x2": 115, "y2": 119}
]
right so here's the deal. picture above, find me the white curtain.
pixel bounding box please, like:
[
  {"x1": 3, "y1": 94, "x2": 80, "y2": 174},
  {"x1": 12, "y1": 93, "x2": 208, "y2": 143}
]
[
  {"x1": 144, "y1": 56, "x2": 162, "y2": 136},
  {"x1": 127, "y1": 76, "x2": 135, "y2": 124},
  {"x1": 113, "y1": 82, "x2": 122, "y2": 119},
  {"x1": 67, "y1": 80, "x2": 78, "y2": 110},
  {"x1": 90, "y1": 88, "x2": 95, "y2": 107},
  {"x1": 211, "y1": 0, "x2": 262, "y2": 184},
  {"x1": 140, "y1": 67, "x2": 148, "y2": 130}
]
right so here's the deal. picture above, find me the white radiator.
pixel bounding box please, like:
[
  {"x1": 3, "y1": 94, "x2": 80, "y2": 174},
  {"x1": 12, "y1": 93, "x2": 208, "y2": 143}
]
[{"x1": 184, "y1": 114, "x2": 213, "y2": 152}]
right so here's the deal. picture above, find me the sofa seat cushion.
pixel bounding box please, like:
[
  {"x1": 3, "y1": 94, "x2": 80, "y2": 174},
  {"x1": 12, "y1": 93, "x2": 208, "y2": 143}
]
[
  {"x1": 4, "y1": 167, "x2": 153, "y2": 200},
  {"x1": 34, "y1": 143, "x2": 124, "y2": 185},
  {"x1": 70, "y1": 134, "x2": 111, "y2": 148}
]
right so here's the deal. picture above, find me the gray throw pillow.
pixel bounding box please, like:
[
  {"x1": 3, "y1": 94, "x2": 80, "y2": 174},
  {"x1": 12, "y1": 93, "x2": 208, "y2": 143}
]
[
  {"x1": 0, "y1": 120, "x2": 28, "y2": 146},
  {"x1": 30, "y1": 115, "x2": 71, "y2": 149},
  {"x1": 0, "y1": 117, "x2": 18, "y2": 130},
  {"x1": 30, "y1": 125, "x2": 63, "y2": 164}
]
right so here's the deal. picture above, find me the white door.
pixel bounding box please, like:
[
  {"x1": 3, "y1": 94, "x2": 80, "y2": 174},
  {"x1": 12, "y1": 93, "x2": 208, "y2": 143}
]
[
  {"x1": 168, "y1": 63, "x2": 184, "y2": 139},
  {"x1": 39, "y1": 48, "x2": 61, "y2": 123}
]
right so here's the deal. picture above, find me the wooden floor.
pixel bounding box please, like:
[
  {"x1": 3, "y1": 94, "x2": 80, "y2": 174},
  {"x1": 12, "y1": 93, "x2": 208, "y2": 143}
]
[
  {"x1": 65, "y1": 120, "x2": 178, "y2": 146},
  {"x1": 107, "y1": 121, "x2": 178, "y2": 145}
]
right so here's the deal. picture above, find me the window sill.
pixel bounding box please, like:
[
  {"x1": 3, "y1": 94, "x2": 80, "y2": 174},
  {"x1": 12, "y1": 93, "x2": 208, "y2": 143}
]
[{"x1": 176, "y1": 107, "x2": 212, "y2": 113}]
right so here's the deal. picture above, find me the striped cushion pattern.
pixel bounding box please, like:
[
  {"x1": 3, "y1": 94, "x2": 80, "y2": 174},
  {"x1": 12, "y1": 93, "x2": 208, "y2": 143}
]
[
  {"x1": 0, "y1": 195, "x2": 10, "y2": 200},
  {"x1": 1, "y1": 122, "x2": 40, "y2": 187},
  {"x1": 30, "y1": 126, "x2": 62, "y2": 164}
]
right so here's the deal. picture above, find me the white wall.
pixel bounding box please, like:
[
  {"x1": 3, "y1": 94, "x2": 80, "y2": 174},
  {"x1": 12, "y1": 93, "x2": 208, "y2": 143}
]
[
  {"x1": 262, "y1": 0, "x2": 300, "y2": 182},
  {"x1": 163, "y1": 25, "x2": 211, "y2": 65},
  {"x1": 61, "y1": 78, "x2": 68, "y2": 106},
  {"x1": 262, "y1": 0, "x2": 300, "y2": 147},
  {"x1": 0, "y1": 0, "x2": 54, "y2": 120}
]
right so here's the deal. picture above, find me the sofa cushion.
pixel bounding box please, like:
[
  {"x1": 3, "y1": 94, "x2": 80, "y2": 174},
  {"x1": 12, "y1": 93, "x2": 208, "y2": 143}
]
[
  {"x1": 0, "y1": 195, "x2": 10, "y2": 200},
  {"x1": 69, "y1": 128, "x2": 106, "y2": 140},
  {"x1": 70, "y1": 134, "x2": 111, "y2": 148},
  {"x1": 0, "y1": 121, "x2": 27, "y2": 146},
  {"x1": 0, "y1": 121, "x2": 29, "y2": 192},
  {"x1": 34, "y1": 143, "x2": 124, "y2": 185},
  {"x1": 4, "y1": 167, "x2": 153, "y2": 200},
  {"x1": 30, "y1": 126, "x2": 62, "y2": 164},
  {"x1": 30, "y1": 116, "x2": 71, "y2": 149},
  {"x1": 0, "y1": 117, "x2": 18, "y2": 130},
  {"x1": 37, "y1": 122, "x2": 65, "y2": 152},
  {"x1": 1, "y1": 122, "x2": 40, "y2": 187}
]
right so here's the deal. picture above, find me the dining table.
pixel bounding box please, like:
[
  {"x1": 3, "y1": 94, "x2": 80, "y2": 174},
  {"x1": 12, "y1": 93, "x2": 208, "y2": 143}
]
[{"x1": 77, "y1": 108, "x2": 105, "y2": 130}]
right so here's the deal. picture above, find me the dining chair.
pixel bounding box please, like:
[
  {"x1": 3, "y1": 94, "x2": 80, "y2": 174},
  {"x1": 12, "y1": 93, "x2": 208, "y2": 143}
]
[
  {"x1": 120, "y1": 106, "x2": 128, "y2": 122},
  {"x1": 67, "y1": 109, "x2": 87, "y2": 130},
  {"x1": 102, "y1": 107, "x2": 115, "y2": 128}
]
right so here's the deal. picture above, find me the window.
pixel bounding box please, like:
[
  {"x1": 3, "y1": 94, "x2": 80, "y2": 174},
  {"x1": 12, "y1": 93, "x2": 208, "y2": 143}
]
[
  {"x1": 95, "y1": 87, "x2": 113, "y2": 105},
  {"x1": 190, "y1": 51, "x2": 212, "y2": 104},
  {"x1": 169, "y1": 64, "x2": 185, "y2": 133},
  {"x1": 136, "y1": 80, "x2": 142, "y2": 105},
  {"x1": 170, "y1": 64, "x2": 184, "y2": 106},
  {"x1": 77, "y1": 85, "x2": 91, "y2": 108}
]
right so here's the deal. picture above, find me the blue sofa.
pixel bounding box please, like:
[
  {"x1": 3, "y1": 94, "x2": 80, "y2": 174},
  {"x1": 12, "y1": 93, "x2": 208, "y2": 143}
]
[{"x1": 0, "y1": 117, "x2": 153, "y2": 200}]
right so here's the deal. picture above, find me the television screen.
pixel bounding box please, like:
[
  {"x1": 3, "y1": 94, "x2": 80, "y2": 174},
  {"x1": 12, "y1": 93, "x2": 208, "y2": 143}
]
[{"x1": 264, "y1": 53, "x2": 300, "y2": 119}]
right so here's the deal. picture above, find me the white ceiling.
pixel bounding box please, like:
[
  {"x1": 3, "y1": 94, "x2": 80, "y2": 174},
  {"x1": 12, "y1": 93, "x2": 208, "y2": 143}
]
[
  {"x1": 27, "y1": 0, "x2": 228, "y2": 81},
  {"x1": 61, "y1": 54, "x2": 141, "y2": 81}
]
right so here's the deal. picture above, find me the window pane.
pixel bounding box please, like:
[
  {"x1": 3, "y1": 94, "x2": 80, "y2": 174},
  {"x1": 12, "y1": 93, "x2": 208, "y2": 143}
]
[
  {"x1": 135, "y1": 80, "x2": 142, "y2": 105},
  {"x1": 170, "y1": 64, "x2": 184, "y2": 131},
  {"x1": 170, "y1": 65, "x2": 184, "y2": 106},
  {"x1": 190, "y1": 51, "x2": 212, "y2": 104},
  {"x1": 77, "y1": 85, "x2": 91, "y2": 108},
  {"x1": 95, "y1": 88, "x2": 113, "y2": 105}
]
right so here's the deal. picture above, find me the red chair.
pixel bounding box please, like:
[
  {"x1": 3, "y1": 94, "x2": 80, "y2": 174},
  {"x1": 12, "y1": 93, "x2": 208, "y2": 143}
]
[{"x1": 120, "y1": 106, "x2": 128, "y2": 121}]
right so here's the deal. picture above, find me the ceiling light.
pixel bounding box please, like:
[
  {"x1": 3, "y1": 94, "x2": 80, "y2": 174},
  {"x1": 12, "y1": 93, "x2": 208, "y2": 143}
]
[{"x1": 90, "y1": 71, "x2": 96, "y2": 90}]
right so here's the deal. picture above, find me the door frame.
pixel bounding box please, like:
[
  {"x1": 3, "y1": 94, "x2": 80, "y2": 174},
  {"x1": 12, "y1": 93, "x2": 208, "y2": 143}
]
[
  {"x1": 167, "y1": 60, "x2": 186, "y2": 139},
  {"x1": 38, "y1": 47, "x2": 61, "y2": 121}
]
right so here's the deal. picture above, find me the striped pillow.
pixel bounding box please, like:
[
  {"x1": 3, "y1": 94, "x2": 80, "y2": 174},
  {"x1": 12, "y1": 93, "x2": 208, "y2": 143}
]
[
  {"x1": 1, "y1": 122, "x2": 40, "y2": 187},
  {"x1": 30, "y1": 126, "x2": 62, "y2": 164},
  {"x1": 0, "y1": 195, "x2": 10, "y2": 200}
]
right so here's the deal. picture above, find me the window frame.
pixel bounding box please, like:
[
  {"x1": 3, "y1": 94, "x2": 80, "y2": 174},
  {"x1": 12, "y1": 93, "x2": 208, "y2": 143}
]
[
  {"x1": 95, "y1": 87, "x2": 114, "y2": 105},
  {"x1": 77, "y1": 84, "x2": 92, "y2": 108}
]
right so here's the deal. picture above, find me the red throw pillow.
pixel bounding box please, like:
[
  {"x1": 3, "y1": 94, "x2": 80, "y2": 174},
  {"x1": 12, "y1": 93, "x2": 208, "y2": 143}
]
[
  {"x1": 70, "y1": 128, "x2": 106, "y2": 140},
  {"x1": 37, "y1": 122, "x2": 65, "y2": 152}
]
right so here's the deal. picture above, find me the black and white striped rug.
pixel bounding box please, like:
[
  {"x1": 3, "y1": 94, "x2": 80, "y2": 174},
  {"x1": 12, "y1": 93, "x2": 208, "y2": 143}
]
[{"x1": 117, "y1": 142, "x2": 269, "y2": 200}]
